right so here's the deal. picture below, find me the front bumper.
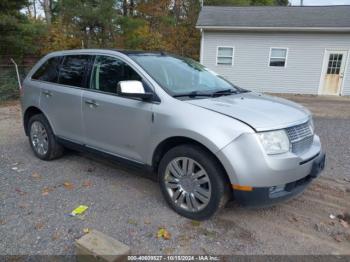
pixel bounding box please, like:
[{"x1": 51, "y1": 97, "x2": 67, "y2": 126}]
[
  {"x1": 216, "y1": 131, "x2": 325, "y2": 206},
  {"x1": 217, "y1": 132, "x2": 323, "y2": 187},
  {"x1": 233, "y1": 152, "x2": 326, "y2": 207}
]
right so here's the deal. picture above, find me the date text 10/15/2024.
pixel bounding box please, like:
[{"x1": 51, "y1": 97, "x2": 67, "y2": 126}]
[{"x1": 127, "y1": 256, "x2": 220, "y2": 261}]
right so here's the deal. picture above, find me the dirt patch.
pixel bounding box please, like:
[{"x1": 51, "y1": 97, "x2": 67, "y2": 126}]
[
  {"x1": 272, "y1": 94, "x2": 350, "y2": 119},
  {"x1": 0, "y1": 99, "x2": 19, "y2": 108}
]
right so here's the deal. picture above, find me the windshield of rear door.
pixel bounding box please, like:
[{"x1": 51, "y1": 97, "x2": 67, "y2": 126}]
[{"x1": 129, "y1": 53, "x2": 245, "y2": 97}]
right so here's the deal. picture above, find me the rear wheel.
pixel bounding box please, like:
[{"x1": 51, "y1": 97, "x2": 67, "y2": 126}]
[
  {"x1": 158, "y1": 144, "x2": 229, "y2": 220},
  {"x1": 28, "y1": 114, "x2": 64, "y2": 160}
]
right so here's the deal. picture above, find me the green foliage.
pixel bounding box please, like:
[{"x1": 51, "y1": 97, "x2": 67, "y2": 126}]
[
  {"x1": 41, "y1": 19, "x2": 81, "y2": 53},
  {"x1": 0, "y1": 0, "x2": 28, "y2": 14},
  {"x1": 0, "y1": 0, "x2": 47, "y2": 60},
  {"x1": 0, "y1": 69, "x2": 20, "y2": 101},
  {"x1": 276, "y1": 0, "x2": 290, "y2": 5},
  {"x1": 118, "y1": 17, "x2": 148, "y2": 49},
  {"x1": 60, "y1": 0, "x2": 119, "y2": 48}
]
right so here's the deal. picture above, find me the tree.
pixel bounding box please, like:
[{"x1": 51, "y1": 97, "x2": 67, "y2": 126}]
[
  {"x1": 26, "y1": 0, "x2": 38, "y2": 20},
  {"x1": 1, "y1": 0, "x2": 290, "y2": 60},
  {"x1": 276, "y1": 0, "x2": 289, "y2": 5},
  {"x1": 41, "y1": 19, "x2": 81, "y2": 53},
  {"x1": 40, "y1": 0, "x2": 53, "y2": 24},
  {"x1": 60, "y1": 0, "x2": 119, "y2": 48},
  {"x1": 0, "y1": 0, "x2": 46, "y2": 60}
]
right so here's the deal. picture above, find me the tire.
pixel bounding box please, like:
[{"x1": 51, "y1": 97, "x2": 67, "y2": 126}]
[
  {"x1": 28, "y1": 114, "x2": 64, "y2": 160},
  {"x1": 158, "y1": 144, "x2": 230, "y2": 220}
]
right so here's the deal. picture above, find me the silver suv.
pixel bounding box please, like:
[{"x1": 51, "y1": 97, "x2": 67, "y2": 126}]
[{"x1": 21, "y1": 49, "x2": 325, "y2": 220}]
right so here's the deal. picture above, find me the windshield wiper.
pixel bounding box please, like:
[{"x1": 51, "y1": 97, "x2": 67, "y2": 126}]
[
  {"x1": 211, "y1": 89, "x2": 239, "y2": 96},
  {"x1": 173, "y1": 91, "x2": 213, "y2": 98},
  {"x1": 173, "y1": 89, "x2": 250, "y2": 98},
  {"x1": 212, "y1": 88, "x2": 250, "y2": 96}
]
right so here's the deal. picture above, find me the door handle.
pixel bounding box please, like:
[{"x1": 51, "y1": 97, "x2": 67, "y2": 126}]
[
  {"x1": 84, "y1": 99, "x2": 99, "y2": 107},
  {"x1": 42, "y1": 90, "x2": 52, "y2": 97}
]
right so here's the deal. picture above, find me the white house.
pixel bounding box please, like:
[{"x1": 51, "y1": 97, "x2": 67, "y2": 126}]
[{"x1": 196, "y1": 6, "x2": 350, "y2": 96}]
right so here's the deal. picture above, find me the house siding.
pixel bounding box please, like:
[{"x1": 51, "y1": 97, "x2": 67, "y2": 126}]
[{"x1": 201, "y1": 31, "x2": 350, "y2": 95}]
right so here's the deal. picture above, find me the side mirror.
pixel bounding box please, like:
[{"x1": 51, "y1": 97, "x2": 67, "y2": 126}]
[{"x1": 117, "y1": 81, "x2": 154, "y2": 100}]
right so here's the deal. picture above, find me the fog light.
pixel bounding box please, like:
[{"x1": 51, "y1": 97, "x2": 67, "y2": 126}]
[{"x1": 269, "y1": 185, "x2": 285, "y2": 194}]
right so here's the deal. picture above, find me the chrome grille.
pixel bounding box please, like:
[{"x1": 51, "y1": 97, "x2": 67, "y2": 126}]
[{"x1": 286, "y1": 121, "x2": 314, "y2": 155}]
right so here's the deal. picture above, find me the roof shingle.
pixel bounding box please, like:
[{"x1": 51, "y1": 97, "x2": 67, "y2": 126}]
[{"x1": 196, "y1": 6, "x2": 350, "y2": 29}]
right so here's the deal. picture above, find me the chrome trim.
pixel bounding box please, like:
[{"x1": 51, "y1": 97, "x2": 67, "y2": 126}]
[
  {"x1": 285, "y1": 121, "x2": 314, "y2": 155},
  {"x1": 254, "y1": 117, "x2": 310, "y2": 132}
]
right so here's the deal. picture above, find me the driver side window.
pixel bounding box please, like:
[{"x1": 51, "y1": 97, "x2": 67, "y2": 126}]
[{"x1": 90, "y1": 56, "x2": 142, "y2": 94}]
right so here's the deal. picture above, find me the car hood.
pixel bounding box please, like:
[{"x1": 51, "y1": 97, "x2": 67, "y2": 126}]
[{"x1": 185, "y1": 92, "x2": 310, "y2": 131}]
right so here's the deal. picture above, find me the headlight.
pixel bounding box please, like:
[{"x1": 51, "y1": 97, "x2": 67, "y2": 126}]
[{"x1": 257, "y1": 130, "x2": 290, "y2": 155}]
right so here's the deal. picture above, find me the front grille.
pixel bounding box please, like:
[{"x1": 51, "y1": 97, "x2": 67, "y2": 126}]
[{"x1": 285, "y1": 121, "x2": 314, "y2": 155}]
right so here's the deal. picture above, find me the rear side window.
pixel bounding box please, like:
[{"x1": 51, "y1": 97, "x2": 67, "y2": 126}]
[
  {"x1": 90, "y1": 55, "x2": 142, "y2": 94},
  {"x1": 32, "y1": 57, "x2": 61, "y2": 83},
  {"x1": 58, "y1": 55, "x2": 90, "y2": 88}
]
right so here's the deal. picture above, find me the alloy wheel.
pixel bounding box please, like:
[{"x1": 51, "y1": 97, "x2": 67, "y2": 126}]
[
  {"x1": 164, "y1": 157, "x2": 212, "y2": 212},
  {"x1": 30, "y1": 121, "x2": 49, "y2": 156}
]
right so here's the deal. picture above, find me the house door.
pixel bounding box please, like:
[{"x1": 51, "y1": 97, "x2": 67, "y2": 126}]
[{"x1": 320, "y1": 50, "x2": 348, "y2": 95}]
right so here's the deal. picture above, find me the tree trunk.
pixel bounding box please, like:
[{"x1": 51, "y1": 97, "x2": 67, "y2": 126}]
[
  {"x1": 26, "y1": 5, "x2": 32, "y2": 18},
  {"x1": 42, "y1": 0, "x2": 52, "y2": 24},
  {"x1": 123, "y1": 0, "x2": 128, "y2": 16},
  {"x1": 33, "y1": 0, "x2": 37, "y2": 19},
  {"x1": 130, "y1": 0, "x2": 134, "y2": 16},
  {"x1": 174, "y1": 0, "x2": 181, "y2": 24}
]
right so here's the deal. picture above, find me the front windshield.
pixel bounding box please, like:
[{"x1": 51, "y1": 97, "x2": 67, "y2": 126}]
[{"x1": 129, "y1": 54, "x2": 243, "y2": 96}]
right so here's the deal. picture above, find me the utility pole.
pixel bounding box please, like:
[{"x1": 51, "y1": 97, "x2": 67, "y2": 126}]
[{"x1": 301, "y1": 0, "x2": 304, "y2": 6}]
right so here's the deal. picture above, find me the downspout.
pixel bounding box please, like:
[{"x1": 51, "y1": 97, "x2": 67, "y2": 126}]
[{"x1": 200, "y1": 29, "x2": 204, "y2": 64}]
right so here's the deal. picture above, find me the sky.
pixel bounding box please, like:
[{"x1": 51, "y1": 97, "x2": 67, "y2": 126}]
[{"x1": 290, "y1": 0, "x2": 350, "y2": 5}]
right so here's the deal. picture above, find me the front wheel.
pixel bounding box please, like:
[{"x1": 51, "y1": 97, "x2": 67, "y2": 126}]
[{"x1": 158, "y1": 145, "x2": 230, "y2": 220}]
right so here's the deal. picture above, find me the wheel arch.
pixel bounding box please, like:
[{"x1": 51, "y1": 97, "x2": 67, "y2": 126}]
[
  {"x1": 23, "y1": 106, "x2": 52, "y2": 136},
  {"x1": 151, "y1": 136, "x2": 232, "y2": 187}
]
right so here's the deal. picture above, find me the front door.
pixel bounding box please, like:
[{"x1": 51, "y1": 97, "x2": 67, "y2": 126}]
[
  {"x1": 82, "y1": 55, "x2": 153, "y2": 163},
  {"x1": 320, "y1": 50, "x2": 348, "y2": 95}
]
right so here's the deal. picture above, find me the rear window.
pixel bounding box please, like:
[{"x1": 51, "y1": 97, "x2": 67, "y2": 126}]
[
  {"x1": 31, "y1": 56, "x2": 61, "y2": 83},
  {"x1": 58, "y1": 55, "x2": 90, "y2": 88}
]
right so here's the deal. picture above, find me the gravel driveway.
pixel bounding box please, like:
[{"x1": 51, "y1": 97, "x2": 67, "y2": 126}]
[{"x1": 0, "y1": 96, "x2": 349, "y2": 255}]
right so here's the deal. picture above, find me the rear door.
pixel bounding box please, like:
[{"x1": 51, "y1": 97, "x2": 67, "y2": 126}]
[
  {"x1": 82, "y1": 55, "x2": 153, "y2": 163},
  {"x1": 39, "y1": 55, "x2": 91, "y2": 143}
]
